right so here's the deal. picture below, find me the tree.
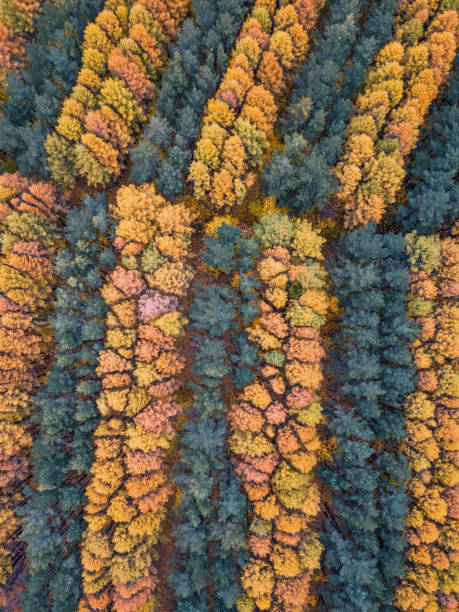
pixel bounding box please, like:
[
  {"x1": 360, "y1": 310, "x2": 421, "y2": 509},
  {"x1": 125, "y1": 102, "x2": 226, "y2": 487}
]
[
  {"x1": 0, "y1": 174, "x2": 67, "y2": 605},
  {"x1": 172, "y1": 223, "x2": 258, "y2": 609},
  {"x1": 0, "y1": 0, "x2": 41, "y2": 90},
  {"x1": 187, "y1": 0, "x2": 315, "y2": 213},
  {"x1": 395, "y1": 227, "x2": 458, "y2": 610},
  {"x1": 226, "y1": 214, "x2": 327, "y2": 609},
  {"x1": 79, "y1": 185, "x2": 195, "y2": 610},
  {"x1": 340, "y1": 7, "x2": 458, "y2": 227},
  {"x1": 47, "y1": 0, "x2": 191, "y2": 188}
]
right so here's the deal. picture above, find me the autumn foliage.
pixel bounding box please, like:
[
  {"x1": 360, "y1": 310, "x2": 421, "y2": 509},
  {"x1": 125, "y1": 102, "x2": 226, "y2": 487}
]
[
  {"x1": 229, "y1": 213, "x2": 327, "y2": 611},
  {"x1": 79, "y1": 183, "x2": 194, "y2": 611},
  {"x1": 46, "y1": 0, "x2": 191, "y2": 188},
  {"x1": 0, "y1": 173, "x2": 68, "y2": 600},
  {"x1": 0, "y1": 0, "x2": 41, "y2": 88},
  {"x1": 0, "y1": 0, "x2": 458, "y2": 608},
  {"x1": 395, "y1": 228, "x2": 459, "y2": 611},
  {"x1": 188, "y1": 0, "x2": 324, "y2": 212},
  {"x1": 335, "y1": 0, "x2": 458, "y2": 227}
]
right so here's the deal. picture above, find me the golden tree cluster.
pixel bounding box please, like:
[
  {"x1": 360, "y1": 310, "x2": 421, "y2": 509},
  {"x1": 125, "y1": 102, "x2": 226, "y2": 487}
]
[
  {"x1": 228, "y1": 213, "x2": 327, "y2": 612},
  {"x1": 334, "y1": 0, "x2": 458, "y2": 227},
  {"x1": 79, "y1": 183, "x2": 195, "y2": 612},
  {"x1": 46, "y1": 0, "x2": 191, "y2": 188},
  {"x1": 188, "y1": 0, "x2": 325, "y2": 212},
  {"x1": 396, "y1": 228, "x2": 459, "y2": 611}
]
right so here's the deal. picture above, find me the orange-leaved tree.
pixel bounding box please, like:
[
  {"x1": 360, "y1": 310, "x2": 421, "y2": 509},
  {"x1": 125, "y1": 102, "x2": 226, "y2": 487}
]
[
  {"x1": 229, "y1": 212, "x2": 328, "y2": 612},
  {"x1": 188, "y1": 0, "x2": 325, "y2": 213},
  {"x1": 79, "y1": 183, "x2": 195, "y2": 612},
  {"x1": 46, "y1": 0, "x2": 191, "y2": 189},
  {"x1": 395, "y1": 227, "x2": 459, "y2": 611},
  {"x1": 0, "y1": 172, "x2": 69, "y2": 608}
]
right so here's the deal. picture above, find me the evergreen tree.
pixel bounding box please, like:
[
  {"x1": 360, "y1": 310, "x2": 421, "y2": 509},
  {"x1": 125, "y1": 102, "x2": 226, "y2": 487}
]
[
  {"x1": 321, "y1": 225, "x2": 416, "y2": 610},
  {"x1": 171, "y1": 224, "x2": 259, "y2": 609},
  {"x1": 395, "y1": 55, "x2": 459, "y2": 234},
  {"x1": 20, "y1": 194, "x2": 115, "y2": 611}
]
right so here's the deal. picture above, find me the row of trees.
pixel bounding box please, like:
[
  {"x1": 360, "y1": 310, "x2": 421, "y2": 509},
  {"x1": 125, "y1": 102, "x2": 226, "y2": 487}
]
[
  {"x1": 188, "y1": 0, "x2": 324, "y2": 213},
  {"x1": 171, "y1": 223, "x2": 257, "y2": 609},
  {"x1": 0, "y1": 173, "x2": 69, "y2": 608},
  {"x1": 79, "y1": 183, "x2": 195, "y2": 611},
  {"x1": 321, "y1": 225, "x2": 417, "y2": 610},
  {"x1": 395, "y1": 229, "x2": 458, "y2": 610},
  {"x1": 130, "y1": 0, "x2": 251, "y2": 197},
  {"x1": 395, "y1": 54, "x2": 459, "y2": 235},
  {"x1": 262, "y1": 0, "x2": 398, "y2": 214},
  {"x1": 19, "y1": 194, "x2": 115, "y2": 611},
  {"x1": 0, "y1": 0, "x2": 105, "y2": 177},
  {"x1": 227, "y1": 213, "x2": 327, "y2": 611},
  {"x1": 46, "y1": 0, "x2": 191, "y2": 188},
  {"x1": 336, "y1": 1, "x2": 458, "y2": 227}
]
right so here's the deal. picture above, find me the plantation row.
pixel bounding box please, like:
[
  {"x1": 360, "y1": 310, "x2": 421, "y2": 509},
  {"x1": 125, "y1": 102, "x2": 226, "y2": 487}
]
[
  {"x1": 0, "y1": 0, "x2": 457, "y2": 610},
  {"x1": 188, "y1": 0, "x2": 323, "y2": 213},
  {"x1": 46, "y1": 0, "x2": 192, "y2": 188},
  {"x1": 21, "y1": 192, "x2": 115, "y2": 611},
  {"x1": 397, "y1": 230, "x2": 458, "y2": 611},
  {"x1": 0, "y1": 174, "x2": 70, "y2": 609}
]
